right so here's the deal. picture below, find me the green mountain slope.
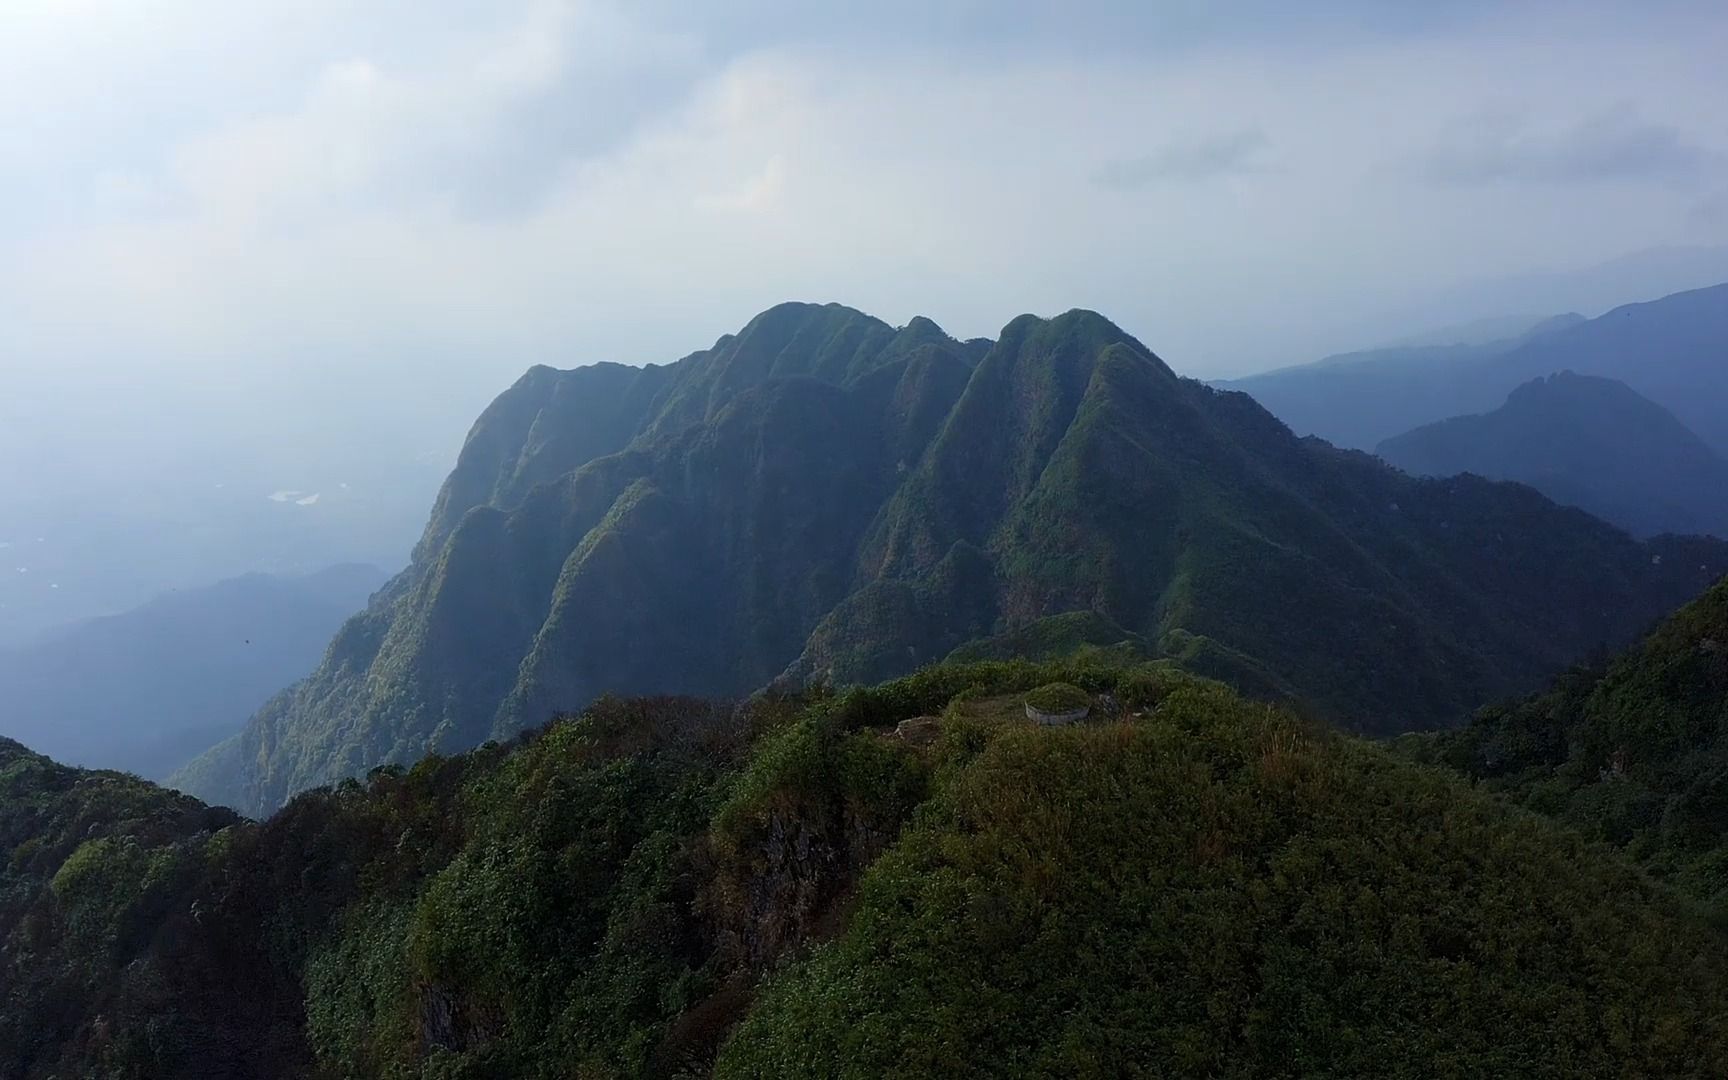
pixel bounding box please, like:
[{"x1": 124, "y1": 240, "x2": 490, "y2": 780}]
[
  {"x1": 12, "y1": 665, "x2": 1728, "y2": 1077},
  {"x1": 1421, "y1": 576, "x2": 1728, "y2": 910},
  {"x1": 0, "y1": 738, "x2": 251, "y2": 1075},
  {"x1": 1377, "y1": 373, "x2": 1728, "y2": 539},
  {"x1": 175, "y1": 302, "x2": 1727, "y2": 815}
]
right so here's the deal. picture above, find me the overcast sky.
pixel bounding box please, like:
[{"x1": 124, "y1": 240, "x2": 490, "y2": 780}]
[{"x1": 3, "y1": 0, "x2": 1728, "y2": 476}]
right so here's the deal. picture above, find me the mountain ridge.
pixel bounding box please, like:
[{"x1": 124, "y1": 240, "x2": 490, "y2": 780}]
[
  {"x1": 174, "y1": 302, "x2": 1727, "y2": 815},
  {"x1": 1222, "y1": 282, "x2": 1728, "y2": 453}
]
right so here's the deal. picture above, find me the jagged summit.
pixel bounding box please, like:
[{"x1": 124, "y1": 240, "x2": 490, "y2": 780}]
[{"x1": 175, "y1": 302, "x2": 1726, "y2": 815}]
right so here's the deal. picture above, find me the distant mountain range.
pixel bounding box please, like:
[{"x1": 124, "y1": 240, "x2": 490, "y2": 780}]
[
  {"x1": 0, "y1": 564, "x2": 384, "y2": 779},
  {"x1": 1378, "y1": 373, "x2": 1728, "y2": 540},
  {"x1": 1221, "y1": 283, "x2": 1728, "y2": 454},
  {"x1": 0, "y1": 463, "x2": 431, "y2": 651},
  {"x1": 171, "y1": 303, "x2": 1725, "y2": 815},
  {"x1": 1414, "y1": 244, "x2": 1728, "y2": 340}
]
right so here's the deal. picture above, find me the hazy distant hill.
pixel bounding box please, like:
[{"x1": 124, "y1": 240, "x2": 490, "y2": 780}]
[
  {"x1": 1377, "y1": 312, "x2": 1574, "y2": 350},
  {"x1": 1418, "y1": 244, "x2": 1728, "y2": 338},
  {"x1": 171, "y1": 302, "x2": 1725, "y2": 815},
  {"x1": 1377, "y1": 373, "x2": 1728, "y2": 539},
  {"x1": 0, "y1": 564, "x2": 384, "y2": 779},
  {"x1": 1215, "y1": 314, "x2": 1583, "y2": 450},
  {"x1": 1224, "y1": 283, "x2": 1728, "y2": 453},
  {"x1": 1493, "y1": 284, "x2": 1728, "y2": 452}
]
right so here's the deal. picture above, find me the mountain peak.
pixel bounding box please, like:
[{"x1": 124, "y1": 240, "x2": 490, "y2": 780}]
[
  {"x1": 179, "y1": 301, "x2": 1727, "y2": 815},
  {"x1": 993, "y1": 308, "x2": 1170, "y2": 373},
  {"x1": 1503, "y1": 370, "x2": 1650, "y2": 410},
  {"x1": 736, "y1": 299, "x2": 880, "y2": 335},
  {"x1": 1379, "y1": 371, "x2": 1728, "y2": 538}
]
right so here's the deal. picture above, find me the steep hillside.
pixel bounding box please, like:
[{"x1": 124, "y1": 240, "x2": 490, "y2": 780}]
[
  {"x1": 11, "y1": 665, "x2": 1728, "y2": 1078},
  {"x1": 0, "y1": 564, "x2": 385, "y2": 779},
  {"x1": 1422, "y1": 576, "x2": 1728, "y2": 910},
  {"x1": 0, "y1": 738, "x2": 249, "y2": 1075},
  {"x1": 176, "y1": 302, "x2": 1727, "y2": 815},
  {"x1": 1225, "y1": 283, "x2": 1728, "y2": 454},
  {"x1": 1377, "y1": 373, "x2": 1728, "y2": 539}
]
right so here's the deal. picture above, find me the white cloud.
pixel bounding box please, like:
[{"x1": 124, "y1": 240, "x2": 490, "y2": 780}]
[
  {"x1": 1, "y1": 0, "x2": 1726, "y2": 394},
  {"x1": 695, "y1": 153, "x2": 788, "y2": 213}
]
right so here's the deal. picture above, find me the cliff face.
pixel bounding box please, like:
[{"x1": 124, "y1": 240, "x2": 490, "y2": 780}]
[{"x1": 176, "y1": 302, "x2": 1728, "y2": 815}]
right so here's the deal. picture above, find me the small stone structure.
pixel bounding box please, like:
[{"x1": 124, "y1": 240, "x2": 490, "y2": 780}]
[{"x1": 1025, "y1": 702, "x2": 1090, "y2": 726}]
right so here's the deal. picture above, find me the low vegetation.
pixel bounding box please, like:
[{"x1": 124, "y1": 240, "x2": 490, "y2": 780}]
[
  {"x1": 1023, "y1": 681, "x2": 1091, "y2": 714},
  {"x1": 1414, "y1": 576, "x2": 1728, "y2": 914},
  {"x1": 9, "y1": 649, "x2": 1728, "y2": 1077}
]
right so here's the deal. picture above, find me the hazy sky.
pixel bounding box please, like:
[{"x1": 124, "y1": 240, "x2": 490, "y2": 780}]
[
  {"x1": 3, "y1": 0, "x2": 1728, "y2": 498},
  {"x1": 4, "y1": 1, "x2": 1726, "y2": 378}
]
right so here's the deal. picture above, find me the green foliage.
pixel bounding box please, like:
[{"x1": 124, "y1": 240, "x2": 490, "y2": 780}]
[
  {"x1": 304, "y1": 899, "x2": 416, "y2": 1074},
  {"x1": 1116, "y1": 660, "x2": 1193, "y2": 709},
  {"x1": 718, "y1": 685, "x2": 1728, "y2": 1078},
  {"x1": 944, "y1": 610, "x2": 1148, "y2": 665},
  {"x1": 0, "y1": 738, "x2": 241, "y2": 1078},
  {"x1": 1023, "y1": 681, "x2": 1090, "y2": 713},
  {"x1": 1428, "y1": 576, "x2": 1728, "y2": 912},
  {"x1": 10, "y1": 655, "x2": 1728, "y2": 1076},
  {"x1": 49, "y1": 835, "x2": 188, "y2": 952}
]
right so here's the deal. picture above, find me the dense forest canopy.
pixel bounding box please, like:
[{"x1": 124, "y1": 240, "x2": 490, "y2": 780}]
[
  {"x1": 1414, "y1": 576, "x2": 1728, "y2": 912},
  {"x1": 10, "y1": 653, "x2": 1728, "y2": 1077}
]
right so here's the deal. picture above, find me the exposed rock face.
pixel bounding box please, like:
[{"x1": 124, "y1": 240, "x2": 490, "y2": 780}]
[
  {"x1": 892, "y1": 716, "x2": 944, "y2": 745},
  {"x1": 708, "y1": 808, "x2": 892, "y2": 973}
]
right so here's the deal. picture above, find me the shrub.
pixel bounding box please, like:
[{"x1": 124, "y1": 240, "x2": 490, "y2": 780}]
[{"x1": 1024, "y1": 682, "x2": 1090, "y2": 714}]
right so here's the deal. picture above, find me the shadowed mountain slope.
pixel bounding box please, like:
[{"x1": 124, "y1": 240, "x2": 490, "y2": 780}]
[{"x1": 174, "y1": 302, "x2": 1726, "y2": 815}]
